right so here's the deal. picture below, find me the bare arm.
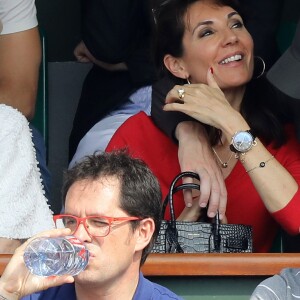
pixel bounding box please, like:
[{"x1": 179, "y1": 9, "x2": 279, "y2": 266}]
[
  {"x1": 0, "y1": 27, "x2": 41, "y2": 119},
  {"x1": 165, "y1": 69, "x2": 299, "y2": 215},
  {"x1": 175, "y1": 121, "x2": 227, "y2": 220},
  {"x1": 151, "y1": 76, "x2": 227, "y2": 220}
]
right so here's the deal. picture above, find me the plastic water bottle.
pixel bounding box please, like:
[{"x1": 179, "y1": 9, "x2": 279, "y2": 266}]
[{"x1": 23, "y1": 236, "x2": 89, "y2": 277}]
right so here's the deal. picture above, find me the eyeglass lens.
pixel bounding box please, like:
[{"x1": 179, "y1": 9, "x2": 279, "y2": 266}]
[{"x1": 55, "y1": 216, "x2": 110, "y2": 237}]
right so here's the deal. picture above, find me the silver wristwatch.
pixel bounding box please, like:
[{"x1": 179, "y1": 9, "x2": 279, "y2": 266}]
[{"x1": 229, "y1": 130, "x2": 257, "y2": 153}]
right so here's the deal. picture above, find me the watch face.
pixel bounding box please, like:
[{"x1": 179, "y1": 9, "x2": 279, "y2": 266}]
[{"x1": 232, "y1": 131, "x2": 254, "y2": 152}]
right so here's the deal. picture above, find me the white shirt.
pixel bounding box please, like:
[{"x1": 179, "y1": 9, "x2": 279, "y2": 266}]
[
  {"x1": 0, "y1": 0, "x2": 37, "y2": 35},
  {"x1": 69, "y1": 86, "x2": 152, "y2": 168},
  {"x1": 0, "y1": 105, "x2": 54, "y2": 239}
]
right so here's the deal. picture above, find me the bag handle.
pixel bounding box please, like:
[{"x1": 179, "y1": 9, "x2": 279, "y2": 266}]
[
  {"x1": 162, "y1": 171, "x2": 221, "y2": 251},
  {"x1": 162, "y1": 171, "x2": 200, "y2": 223}
]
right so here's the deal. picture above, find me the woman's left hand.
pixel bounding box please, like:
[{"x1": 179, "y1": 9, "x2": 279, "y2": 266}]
[{"x1": 164, "y1": 68, "x2": 237, "y2": 131}]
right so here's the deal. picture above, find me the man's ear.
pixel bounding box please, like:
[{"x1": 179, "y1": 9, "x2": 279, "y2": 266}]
[
  {"x1": 164, "y1": 54, "x2": 189, "y2": 79},
  {"x1": 134, "y1": 218, "x2": 155, "y2": 252}
]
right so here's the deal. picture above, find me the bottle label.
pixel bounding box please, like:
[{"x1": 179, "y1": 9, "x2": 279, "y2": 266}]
[{"x1": 65, "y1": 236, "x2": 88, "y2": 260}]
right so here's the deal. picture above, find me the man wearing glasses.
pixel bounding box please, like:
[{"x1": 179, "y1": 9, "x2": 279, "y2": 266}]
[{"x1": 0, "y1": 150, "x2": 182, "y2": 300}]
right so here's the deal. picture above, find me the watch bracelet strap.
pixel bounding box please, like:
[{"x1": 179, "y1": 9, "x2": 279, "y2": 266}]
[{"x1": 247, "y1": 129, "x2": 256, "y2": 140}]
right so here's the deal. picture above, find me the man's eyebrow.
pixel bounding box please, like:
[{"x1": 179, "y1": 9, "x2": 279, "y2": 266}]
[{"x1": 192, "y1": 11, "x2": 241, "y2": 35}]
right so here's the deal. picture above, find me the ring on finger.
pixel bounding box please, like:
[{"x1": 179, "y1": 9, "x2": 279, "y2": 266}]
[{"x1": 177, "y1": 88, "x2": 185, "y2": 101}]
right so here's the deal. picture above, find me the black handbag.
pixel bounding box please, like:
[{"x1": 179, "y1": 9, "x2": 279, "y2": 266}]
[{"x1": 151, "y1": 172, "x2": 253, "y2": 253}]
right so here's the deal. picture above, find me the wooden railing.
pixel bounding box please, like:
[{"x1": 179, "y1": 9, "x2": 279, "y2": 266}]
[
  {"x1": 1, "y1": 253, "x2": 300, "y2": 277},
  {"x1": 142, "y1": 253, "x2": 300, "y2": 276}
]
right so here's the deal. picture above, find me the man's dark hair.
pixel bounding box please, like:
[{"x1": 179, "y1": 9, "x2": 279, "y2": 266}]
[{"x1": 62, "y1": 150, "x2": 162, "y2": 265}]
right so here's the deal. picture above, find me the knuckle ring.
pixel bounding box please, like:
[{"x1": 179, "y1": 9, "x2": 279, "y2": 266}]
[{"x1": 177, "y1": 88, "x2": 185, "y2": 101}]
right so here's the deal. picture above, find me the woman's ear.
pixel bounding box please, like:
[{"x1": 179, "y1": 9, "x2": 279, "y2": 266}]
[{"x1": 164, "y1": 54, "x2": 189, "y2": 79}]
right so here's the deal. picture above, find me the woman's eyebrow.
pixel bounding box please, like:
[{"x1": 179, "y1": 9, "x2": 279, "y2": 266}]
[
  {"x1": 192, "y1": 20, "x2": 213, "y2": 35},
  {"x1": 228, "y1": 11, "x2": 240, "y2": 19},
  {"x1": 192, "y1": 11, "x2": 241, "y2": 35}
]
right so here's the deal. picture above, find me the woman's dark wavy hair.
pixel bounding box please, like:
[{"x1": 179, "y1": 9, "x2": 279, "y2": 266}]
[{"x1": 151, "y1": 0, "x2": 286, "y2": 147}]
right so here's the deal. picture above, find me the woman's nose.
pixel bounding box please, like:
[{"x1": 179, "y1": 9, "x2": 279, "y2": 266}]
[{"x1": 222, "y1": 29, "x2": 239, "y2": 46}]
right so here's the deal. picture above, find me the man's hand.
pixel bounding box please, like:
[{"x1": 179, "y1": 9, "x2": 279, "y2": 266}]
[
  {"x1": 74, "y1": 40, "x2": 128, "y2": 71},
  {"x1": 175, "y1": 121, "x2": 227, "y2": 220},
  {"x1": 73, "y1": 40, "x2": 94, "y2": 63},
  {"x1": 0, "y1": 228, "x2": 74, "y2": 300}
]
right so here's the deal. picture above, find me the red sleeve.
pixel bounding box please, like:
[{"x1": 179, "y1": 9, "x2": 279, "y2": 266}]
[{"x1": 271, "y1": 125, "x2": 300, "y2": 235}]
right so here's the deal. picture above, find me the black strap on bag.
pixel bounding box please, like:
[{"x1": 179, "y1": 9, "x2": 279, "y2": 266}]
[
  {"x1": 152, "y1": 171, "x2": 253, "y2": 253},
  {"x1": 162, "y1": 171, "x2": 222, "y2": 253}
]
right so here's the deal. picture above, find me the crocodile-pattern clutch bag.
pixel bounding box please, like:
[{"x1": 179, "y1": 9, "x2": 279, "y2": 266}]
[{"x1": 151, "y1": 172, "x2": 253, "y2": 253}]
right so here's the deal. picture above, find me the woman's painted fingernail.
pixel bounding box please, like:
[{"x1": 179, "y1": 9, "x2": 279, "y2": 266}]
[
  {"x1": 209, "y1": 67, "x2": 214, "y2": 74},
  {"x1": 187, "y1": 202, "x2": 192, "y2": 208}
]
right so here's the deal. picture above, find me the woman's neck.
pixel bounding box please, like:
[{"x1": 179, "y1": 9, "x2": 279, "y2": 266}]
[{"x1": 223, "y1": 85, "x2": 246, "y2": 111}]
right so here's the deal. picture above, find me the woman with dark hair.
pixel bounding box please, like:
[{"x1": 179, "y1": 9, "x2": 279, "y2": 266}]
[{"x1": 106, "y1": 0, "x2": 300, "y2": 252}]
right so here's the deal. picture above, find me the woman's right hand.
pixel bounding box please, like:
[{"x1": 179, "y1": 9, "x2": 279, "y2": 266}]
[
  {"x1": 175, "y1": 121, "x2": 227, "y2": 220},
  {"x1": 177, "y1": 192, "x2": 228, "y2": 223},
  {"x1": 0, "y1": 228, "x2": 74, "y2": 300}
]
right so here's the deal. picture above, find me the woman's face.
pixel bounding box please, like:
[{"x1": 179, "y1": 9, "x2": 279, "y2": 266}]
[{"x1": 179, "y1": 1, "x2": 254, "y2": 89}]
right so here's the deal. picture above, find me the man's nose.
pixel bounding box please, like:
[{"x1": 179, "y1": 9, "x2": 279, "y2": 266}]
[{"x1": 73, "y1": 221, "x2": 92, "y2": 242}]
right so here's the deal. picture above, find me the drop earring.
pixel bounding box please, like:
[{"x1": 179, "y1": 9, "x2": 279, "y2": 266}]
[{"x1": 186, "y1": 77, "x2": 191, "y2": 84}]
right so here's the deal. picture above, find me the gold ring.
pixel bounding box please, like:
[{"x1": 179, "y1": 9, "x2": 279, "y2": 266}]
[{"x1": 177, "y1": 88, "x2": 185, "y2": 100}]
